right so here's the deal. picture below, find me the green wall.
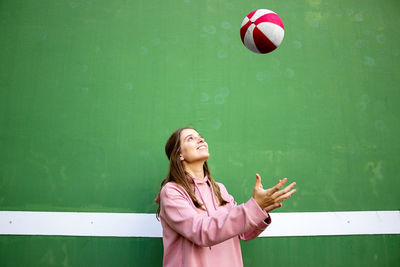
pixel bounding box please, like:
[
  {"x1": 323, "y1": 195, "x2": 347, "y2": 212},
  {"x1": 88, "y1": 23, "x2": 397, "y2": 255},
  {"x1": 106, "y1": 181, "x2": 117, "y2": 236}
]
[
  {"x1": 0, "y1": 235, "x2": 399, "y2": 267},
  {"x1": 1, "y1": 0, "x2": 399, "y2": 266}
]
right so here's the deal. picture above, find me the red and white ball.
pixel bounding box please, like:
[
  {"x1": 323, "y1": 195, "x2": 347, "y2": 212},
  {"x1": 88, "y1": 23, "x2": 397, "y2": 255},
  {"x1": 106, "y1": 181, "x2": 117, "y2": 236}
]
[{"x1": 240, "y1": 9, "x2": 285, "y2": 54}]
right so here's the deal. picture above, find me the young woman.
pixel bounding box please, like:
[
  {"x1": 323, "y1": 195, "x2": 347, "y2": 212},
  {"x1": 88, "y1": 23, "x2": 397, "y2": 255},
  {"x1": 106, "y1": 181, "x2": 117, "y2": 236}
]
[{"x1": 155, "y1": 127, "x2": 296, "y2": 267}]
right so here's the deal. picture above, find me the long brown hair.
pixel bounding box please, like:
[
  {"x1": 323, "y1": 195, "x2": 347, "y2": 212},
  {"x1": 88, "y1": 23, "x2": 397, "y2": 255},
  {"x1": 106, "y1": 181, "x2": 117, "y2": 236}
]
[{"x1": 156, "y1": 127, "x2": 228, "y2": 219}]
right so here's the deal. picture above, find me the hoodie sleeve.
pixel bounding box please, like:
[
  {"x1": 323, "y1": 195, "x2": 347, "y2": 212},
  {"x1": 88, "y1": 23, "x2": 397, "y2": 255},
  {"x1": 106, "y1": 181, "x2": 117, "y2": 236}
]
[
  {"x1": 160, "y1": 182, "x2": 268, "y2": 247},
  {"x1": 239, "y1": 215, "x2": 271, "y2": 241},
  {"x1": 217, "y1": 183, "x2": 271, "y2": 241}
]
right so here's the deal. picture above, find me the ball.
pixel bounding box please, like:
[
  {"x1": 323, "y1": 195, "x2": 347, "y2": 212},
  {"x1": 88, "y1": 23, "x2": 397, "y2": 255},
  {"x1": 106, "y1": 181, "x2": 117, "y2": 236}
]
[{"x1": 240, "y1": 9, "x2": 285, "y2": 54}]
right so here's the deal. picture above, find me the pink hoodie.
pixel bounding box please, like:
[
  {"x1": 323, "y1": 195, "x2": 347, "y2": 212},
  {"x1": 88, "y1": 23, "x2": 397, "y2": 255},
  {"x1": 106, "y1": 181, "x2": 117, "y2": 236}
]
[{"x1": 155, "y1": 175, "x2": 271, "y2": 267}]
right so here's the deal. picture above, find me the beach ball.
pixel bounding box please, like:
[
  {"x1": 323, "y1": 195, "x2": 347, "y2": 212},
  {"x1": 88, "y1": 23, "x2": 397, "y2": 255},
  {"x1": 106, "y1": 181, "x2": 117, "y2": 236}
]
[{"x1": 240, "y1": 9, "x2": 285, "y2": 54}]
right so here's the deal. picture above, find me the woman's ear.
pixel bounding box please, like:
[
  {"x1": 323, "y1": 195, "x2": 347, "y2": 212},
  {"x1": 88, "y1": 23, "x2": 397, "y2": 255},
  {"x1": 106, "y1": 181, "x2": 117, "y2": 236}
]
[{"x1": 180, "y1": 155, "x2": 184, "y2": 161}]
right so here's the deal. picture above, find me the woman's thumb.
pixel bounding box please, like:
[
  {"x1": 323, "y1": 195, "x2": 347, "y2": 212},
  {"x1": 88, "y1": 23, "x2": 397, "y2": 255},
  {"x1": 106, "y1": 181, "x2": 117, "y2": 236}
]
[{"x1": 254, "y1": 173, "x2": 262, "y2": 189}]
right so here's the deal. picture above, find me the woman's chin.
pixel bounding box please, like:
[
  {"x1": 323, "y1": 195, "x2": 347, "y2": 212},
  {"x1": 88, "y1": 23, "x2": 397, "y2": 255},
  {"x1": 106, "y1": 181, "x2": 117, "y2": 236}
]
[{"x1": 196, "y1": 153, "x2": 210, "y2": 162}]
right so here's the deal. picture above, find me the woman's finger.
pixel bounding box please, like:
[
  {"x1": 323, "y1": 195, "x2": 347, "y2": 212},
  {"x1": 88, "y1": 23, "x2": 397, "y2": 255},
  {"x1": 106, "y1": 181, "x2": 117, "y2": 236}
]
[
  {"x1": 264, "y1": 203, "x2": 282, "y2": 212},
  {"x1": 270, "y1": 178, "x2": 287, "y2": 193},
  {"x1": 272, "y1": 182, "x2": 296, "y2": 198},
  {"x1": 275, "y1": 189, "x2": 297, "y2": 203}
]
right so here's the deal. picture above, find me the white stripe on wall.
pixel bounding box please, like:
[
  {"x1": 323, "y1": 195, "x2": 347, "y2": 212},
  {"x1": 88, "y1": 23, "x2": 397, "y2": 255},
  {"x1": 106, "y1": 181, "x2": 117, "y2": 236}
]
[{"x1": 0, "y1": 210, "x2": 399, "y2": 238}]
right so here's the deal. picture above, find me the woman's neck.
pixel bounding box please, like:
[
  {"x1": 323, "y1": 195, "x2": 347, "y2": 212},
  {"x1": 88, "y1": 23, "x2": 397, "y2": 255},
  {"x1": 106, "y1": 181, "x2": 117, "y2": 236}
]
[{"x1": 184, "y1": 162, "x2": 205, "y2": 180}]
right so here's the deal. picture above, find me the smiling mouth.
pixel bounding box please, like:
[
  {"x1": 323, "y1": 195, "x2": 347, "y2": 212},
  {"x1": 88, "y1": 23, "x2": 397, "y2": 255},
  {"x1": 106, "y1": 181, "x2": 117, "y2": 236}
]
[{"x1": 197, "y1": 145, "x2": 207, "y2": 150}]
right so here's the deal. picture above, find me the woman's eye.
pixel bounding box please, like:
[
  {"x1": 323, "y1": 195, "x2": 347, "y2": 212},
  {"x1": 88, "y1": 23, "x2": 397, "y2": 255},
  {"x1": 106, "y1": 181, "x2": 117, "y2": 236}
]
[{"x1": 188, "y1": 137, "x2": 193, "y2": 141}]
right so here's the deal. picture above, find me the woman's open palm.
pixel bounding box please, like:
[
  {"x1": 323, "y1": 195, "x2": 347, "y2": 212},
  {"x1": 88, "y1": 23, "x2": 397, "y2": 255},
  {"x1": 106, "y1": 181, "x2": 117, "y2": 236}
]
[{"x1": 252, "y1": 173, "x2": 297, "y2": 212}]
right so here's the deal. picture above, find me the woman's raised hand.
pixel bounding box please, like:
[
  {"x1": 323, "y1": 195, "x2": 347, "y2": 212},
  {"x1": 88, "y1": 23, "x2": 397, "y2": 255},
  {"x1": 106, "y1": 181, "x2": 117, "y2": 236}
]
[{"x1": 252, "y1": 173, "x2": 296, "y2": 212}]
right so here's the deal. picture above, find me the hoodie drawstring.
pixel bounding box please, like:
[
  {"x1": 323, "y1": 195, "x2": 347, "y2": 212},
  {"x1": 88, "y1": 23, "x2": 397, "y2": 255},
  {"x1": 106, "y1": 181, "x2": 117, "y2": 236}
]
[
  {"x1": 192, "y1": 178, "x2": 216, "y2": 250},
  {"x1": 208, "y1": 181, "x2": 218, "y2": 211},
  {"x1": 193, "y1": 181, "x2": 210, "y2": 216}
]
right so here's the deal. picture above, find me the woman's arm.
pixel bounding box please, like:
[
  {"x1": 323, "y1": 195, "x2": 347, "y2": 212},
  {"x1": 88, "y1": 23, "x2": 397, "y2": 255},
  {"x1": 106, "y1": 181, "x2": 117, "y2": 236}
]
[
  {"x1": 160, "y1": 182, "x2": 268, "y2": 247},
  {"x1": 217, "y1": 183, "x2": 271, "y2": 241}
]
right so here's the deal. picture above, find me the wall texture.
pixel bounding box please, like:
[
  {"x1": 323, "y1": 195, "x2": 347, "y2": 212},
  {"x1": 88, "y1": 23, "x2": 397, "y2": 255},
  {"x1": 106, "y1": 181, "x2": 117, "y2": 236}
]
[{"x1": 1, "y1": 0, "x2": 399, "y2": 266}]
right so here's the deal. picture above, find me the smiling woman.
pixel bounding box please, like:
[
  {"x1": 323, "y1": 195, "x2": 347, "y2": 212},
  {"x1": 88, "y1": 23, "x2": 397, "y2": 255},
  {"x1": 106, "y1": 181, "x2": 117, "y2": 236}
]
[{"x1": 155, "y1": 127, "x2": 297, "y2": 267}]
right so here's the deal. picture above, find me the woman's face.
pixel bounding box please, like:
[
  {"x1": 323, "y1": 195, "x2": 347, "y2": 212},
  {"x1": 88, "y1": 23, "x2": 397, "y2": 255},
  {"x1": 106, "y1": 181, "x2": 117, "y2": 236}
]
[{"x1": 179, "y1": 128, "x2": 209, "y2": 163}]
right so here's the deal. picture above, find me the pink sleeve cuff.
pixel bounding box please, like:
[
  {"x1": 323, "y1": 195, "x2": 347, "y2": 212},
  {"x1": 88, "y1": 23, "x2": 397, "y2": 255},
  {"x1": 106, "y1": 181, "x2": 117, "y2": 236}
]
[
  {"x1": 246, "y1": 197, "x2": 269, "y2": 224},
  {"x1": 264, "y1": 213, "x2": 271, "y2": 225}
]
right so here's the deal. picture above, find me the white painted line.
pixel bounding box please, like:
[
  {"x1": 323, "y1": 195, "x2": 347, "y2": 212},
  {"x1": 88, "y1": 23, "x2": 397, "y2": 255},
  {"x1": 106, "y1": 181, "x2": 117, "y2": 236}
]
[
  {"x1": 0, "y1": 211, "x2": 399, "y2": 237},
  {"x1": 260, "y1": 211, "x2": 400, "y2": 237},
  {"x1": 0, "y1": 212, "x2": 161, "y2": 238}
]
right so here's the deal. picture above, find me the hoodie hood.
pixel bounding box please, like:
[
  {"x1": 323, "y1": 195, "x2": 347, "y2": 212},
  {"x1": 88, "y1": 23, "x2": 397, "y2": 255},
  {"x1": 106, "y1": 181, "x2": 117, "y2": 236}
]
[
  {"x1": 155, "y1": 192, "x2": 161, "y2": 205},
  {"x1": 155, "y1": 174, "x2": 209, "y2": 205}
]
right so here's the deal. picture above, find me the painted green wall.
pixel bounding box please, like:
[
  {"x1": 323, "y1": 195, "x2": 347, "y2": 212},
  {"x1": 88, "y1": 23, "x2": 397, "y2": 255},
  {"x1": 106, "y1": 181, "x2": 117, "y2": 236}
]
[
  {"x1": 1, "y1": 0, "x2": 399, "y2": 266},
  {"x1": 0, "y1": 236, "x2": 399, "y2": 266}
]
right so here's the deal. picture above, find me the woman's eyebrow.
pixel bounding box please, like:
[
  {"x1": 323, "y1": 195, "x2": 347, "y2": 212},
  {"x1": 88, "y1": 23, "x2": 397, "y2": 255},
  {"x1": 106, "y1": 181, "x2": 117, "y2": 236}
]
[{"x1": 184, "y1": 134, "x2": 202, "y2": 140}]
